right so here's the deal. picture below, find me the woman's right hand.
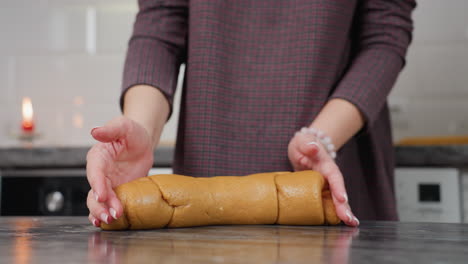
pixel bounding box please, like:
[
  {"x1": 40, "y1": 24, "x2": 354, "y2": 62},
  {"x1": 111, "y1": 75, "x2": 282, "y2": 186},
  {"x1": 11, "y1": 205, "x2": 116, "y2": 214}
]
[{"x1": 86, "y1": 116, "x2": 154, "y2": 227}]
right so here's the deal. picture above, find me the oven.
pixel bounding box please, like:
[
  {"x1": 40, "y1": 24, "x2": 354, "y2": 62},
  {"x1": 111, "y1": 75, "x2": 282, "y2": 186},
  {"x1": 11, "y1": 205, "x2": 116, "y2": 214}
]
[
  {"x1": 0, "y1": 169, "x2": 90, "y2": 216},
  {"x1": 0, "y1": 167, "x2": 173, "y2": 216}
]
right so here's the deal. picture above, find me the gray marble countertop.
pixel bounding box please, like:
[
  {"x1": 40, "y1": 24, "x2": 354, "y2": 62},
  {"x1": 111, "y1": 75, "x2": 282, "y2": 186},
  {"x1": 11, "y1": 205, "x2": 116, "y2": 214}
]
[
  {"x1": 1, "y1": 145, "x2": 468, "y2": 169},
  {"x1": 1, "y1": 217, "x2": 468, "y2": 263},
  {"x1": 0, "y1": 146, "x2": 174, "y2": 169},
  {"x1": 395, "y1": 145, "x2": 468, "y2": 167}
]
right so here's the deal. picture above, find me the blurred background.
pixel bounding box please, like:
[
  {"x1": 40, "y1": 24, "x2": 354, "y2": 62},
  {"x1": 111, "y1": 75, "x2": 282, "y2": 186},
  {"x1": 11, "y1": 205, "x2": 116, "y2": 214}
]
[
  {"x1": 0, "y1": 0, "x2": 181, "y2": 147},
  {"x1": 0, "y1": 0, "x2": 467, "y2": 146},
  {"x1": 0, "y1": 0, "x2": 467, "y2": 223}
]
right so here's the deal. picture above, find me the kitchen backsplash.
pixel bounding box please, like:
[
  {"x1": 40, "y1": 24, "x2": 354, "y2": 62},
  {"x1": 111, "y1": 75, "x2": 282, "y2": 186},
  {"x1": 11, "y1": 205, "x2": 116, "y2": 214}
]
[
  {"x1": 389, "y1": 0, "x2": 468, "y2": 141},
  {"x1": 0, "y1": 0, "x2": 467, "y2": 147},
  {"x1": 0, "y1": 0, "x2": 183, "y2": 147}
]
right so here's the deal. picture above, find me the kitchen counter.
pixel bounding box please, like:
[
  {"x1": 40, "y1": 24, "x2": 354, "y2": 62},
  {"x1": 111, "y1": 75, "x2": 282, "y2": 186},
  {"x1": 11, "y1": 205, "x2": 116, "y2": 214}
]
[
  {"x1": 0, "y1": 146, "x2": 174, "y2": 169},
  {"x1": 0, "y1": 217, "x2": 467, "y2": 263},
  {"x1": 395, "y1": 145, "x2": 468, "y2": 167},
  {"x1": 1, "y1": 145, "x2": 468, "y2": 169}
]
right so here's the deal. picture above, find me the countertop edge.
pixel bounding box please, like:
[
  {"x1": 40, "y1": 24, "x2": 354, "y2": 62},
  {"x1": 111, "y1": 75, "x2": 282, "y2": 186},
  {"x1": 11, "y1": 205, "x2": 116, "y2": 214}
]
[
  {"x1": 0, "y1": 146, "x2": 174, "y2": 168},
  {"x1": 395, "y1": 145, "x2": 468, "y2": 167},
  {"x1": 1, "y1": 145, "x2": 468, "y2": 168}
]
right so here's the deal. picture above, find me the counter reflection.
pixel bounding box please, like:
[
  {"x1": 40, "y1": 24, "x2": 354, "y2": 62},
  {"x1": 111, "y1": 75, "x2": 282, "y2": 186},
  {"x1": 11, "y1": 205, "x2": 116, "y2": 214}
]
[
  {"x1": 12, "y1": 219, "x2": 37, "y2": 264},
  {"x1": 88, "y1": 225, "x2": 358, "y2": 264}
]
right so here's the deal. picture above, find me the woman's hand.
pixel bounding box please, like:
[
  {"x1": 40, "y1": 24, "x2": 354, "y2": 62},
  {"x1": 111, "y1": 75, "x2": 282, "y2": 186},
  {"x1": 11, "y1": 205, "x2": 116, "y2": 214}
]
[
  {"x1": 86, "y1": 116, "x2": 154, "y2": 227},
  {"x1": 288, "y1": 129, "x2": 359, "y2": 227}
]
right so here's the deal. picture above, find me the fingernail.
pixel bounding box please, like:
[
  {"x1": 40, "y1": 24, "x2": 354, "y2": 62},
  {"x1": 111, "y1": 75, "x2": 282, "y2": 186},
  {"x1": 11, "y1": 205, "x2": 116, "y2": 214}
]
[
  {"x1": 307, "y1": 141, "x2": 319, "y2": 147},
  {"x1": 100, "y1": 213, "x2": 109, "y2": 224},
  {"x1": 343, "y1": 193, "x2": 348, "y2": 203},
  {"x1": 94, "y1": 191, "x2": 99, "y2": 202},
  {"x1": 92, "y1": 219, "x2": 99, "y2": 227},
  {"x1": 110, "y1": 208, "x2": 117, "y2": 219},
  {"x1": 354, "y1": 216, "x2": 360, "y2": 226},
  {"x1": 346, "y1": 210, "x2": 353, "y2": 223},
  {"x1": 91, "y1": 126, "x2": 102, "y2": 134}
]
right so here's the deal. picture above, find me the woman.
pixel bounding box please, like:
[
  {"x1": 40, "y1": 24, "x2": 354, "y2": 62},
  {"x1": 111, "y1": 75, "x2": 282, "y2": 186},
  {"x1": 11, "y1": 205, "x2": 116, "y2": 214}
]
[{"x1": 86, "y1": 0, "x2": 415, "y2": 227}]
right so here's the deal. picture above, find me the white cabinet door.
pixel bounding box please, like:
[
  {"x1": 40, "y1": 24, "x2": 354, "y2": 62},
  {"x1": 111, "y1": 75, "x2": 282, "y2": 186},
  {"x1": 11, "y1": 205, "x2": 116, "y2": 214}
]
[
  {"x1": 395, "y1": 167, "x2": 462, "y2": 223},
  {"x1": 461, "y1": 169, "x2": 468, "y2": 223}
]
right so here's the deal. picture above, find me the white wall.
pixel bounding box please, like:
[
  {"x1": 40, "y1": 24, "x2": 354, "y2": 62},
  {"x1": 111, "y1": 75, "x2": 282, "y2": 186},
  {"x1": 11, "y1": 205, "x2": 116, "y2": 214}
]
[
  {"x1": 0, "y1": 0, "x2": 467, "y2": 146},
  {"x1": 389, "y1": 0, "x2": 468, "y2": 141},
  {"x1": 0, "y1": 0, "x2": 182, "y2": 147}
]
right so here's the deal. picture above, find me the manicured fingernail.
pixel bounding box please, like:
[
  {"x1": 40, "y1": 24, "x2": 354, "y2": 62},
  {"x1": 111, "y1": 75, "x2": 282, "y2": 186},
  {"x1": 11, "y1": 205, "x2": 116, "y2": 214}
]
[
  {"x1": 92, "y1": 219, "x2": 99, "y2": 227},
  {"x1": 94, "y1": 191, "x2": 99, "y2": 202},
  {"x1": 110, "y1": 208, "x2": 117, "y2": 219},
  {"x1": 100, "y1": 213, "x2": 109, "y2": 224},
  {"x1": 307, "y1": 141, "x2": 319, "y2": 147},
  {"x1": 354, "y1": 216, "x2": 360, "y2": 226},
  {"x1": 343, "y1": 193, "x2": 348, "y2": 203},
  {"x1": 91, "y1": 126, "x2": 102, "y2": 134},
  {"x1": 346, "y1": 210, "x2": 353, "y2": 223}
]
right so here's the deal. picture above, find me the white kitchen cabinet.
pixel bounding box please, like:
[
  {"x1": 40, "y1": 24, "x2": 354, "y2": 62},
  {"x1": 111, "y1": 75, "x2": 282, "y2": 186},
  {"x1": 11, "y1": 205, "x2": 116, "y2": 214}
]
[
  {"x1": 395, "y1": 167, "x2": 462, "y2": 223},
  {"x1": 461, "y1": 169, "x2": 468, "y2": 223},
  {"x1": 0, "y1": 171, "x2": 2, "y2": 213}
]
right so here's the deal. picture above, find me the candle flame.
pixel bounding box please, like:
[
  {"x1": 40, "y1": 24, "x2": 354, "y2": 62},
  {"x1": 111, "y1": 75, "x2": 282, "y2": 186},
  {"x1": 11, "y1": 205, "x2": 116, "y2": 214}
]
[{"x1": 22, "y1": 97, "x2": 33, "y2": 121}]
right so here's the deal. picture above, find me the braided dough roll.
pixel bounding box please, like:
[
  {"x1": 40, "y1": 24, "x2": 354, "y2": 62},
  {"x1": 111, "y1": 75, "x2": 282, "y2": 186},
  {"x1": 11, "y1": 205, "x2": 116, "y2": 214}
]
[{"x1": 101, "y1": 170, "x2": 340, "y2": 230}]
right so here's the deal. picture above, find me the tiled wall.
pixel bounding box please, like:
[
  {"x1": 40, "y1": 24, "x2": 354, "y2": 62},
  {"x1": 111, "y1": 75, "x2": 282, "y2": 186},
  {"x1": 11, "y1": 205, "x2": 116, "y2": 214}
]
[{"x1": 0, "y1": 0, "x2": 467, "y2": 147}]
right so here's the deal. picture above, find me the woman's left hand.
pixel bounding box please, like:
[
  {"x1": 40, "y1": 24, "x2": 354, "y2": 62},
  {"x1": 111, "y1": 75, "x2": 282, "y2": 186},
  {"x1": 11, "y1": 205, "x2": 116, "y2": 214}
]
[{"x1": 288, "y1": 129, "x2": 359, "y2": 227}]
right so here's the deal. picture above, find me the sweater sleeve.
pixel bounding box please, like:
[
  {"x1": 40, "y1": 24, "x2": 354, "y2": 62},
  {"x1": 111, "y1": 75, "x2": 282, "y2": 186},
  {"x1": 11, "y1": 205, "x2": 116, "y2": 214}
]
[
  {"x1": 120, "y1": 0, "x2": 188, "y2": 114},
  {"x1": 330, "y1": 0, "x2": 416, "y2": 128}
]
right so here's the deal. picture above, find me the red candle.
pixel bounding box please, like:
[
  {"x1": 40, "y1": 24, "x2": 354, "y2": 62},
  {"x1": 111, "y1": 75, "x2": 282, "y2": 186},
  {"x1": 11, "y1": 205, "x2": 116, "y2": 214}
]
[{"x1": 21, "y1": 97, "x2": 35, "y2": 133}]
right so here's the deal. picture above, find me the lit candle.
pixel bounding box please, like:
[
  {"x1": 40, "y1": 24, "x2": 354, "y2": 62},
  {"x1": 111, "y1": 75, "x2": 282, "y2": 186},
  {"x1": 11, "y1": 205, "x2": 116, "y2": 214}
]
[{"x1": 21, "y1": 97, "x2": 35, "y2": 133}]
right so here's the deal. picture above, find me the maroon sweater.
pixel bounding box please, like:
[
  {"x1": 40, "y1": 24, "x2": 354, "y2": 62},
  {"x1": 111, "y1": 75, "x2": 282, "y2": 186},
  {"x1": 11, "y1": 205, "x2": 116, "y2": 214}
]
[{"x1": 121, "y1": 0, "x2": 415, "y2": 220}]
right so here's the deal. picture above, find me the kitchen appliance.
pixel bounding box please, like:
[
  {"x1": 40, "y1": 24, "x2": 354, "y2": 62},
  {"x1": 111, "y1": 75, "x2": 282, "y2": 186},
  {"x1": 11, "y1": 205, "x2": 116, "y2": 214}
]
[
  {"x1": 0, "y1": 167, "x2": 173, "y2": 216},
  {"x1": 0, "y1": 169, "x2": 89, "y2": 216},
  {"x1": 395, "y1": 167, "x2": 462, "y2": 223}
]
